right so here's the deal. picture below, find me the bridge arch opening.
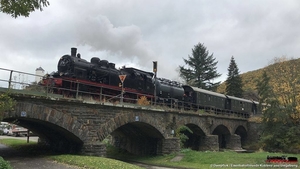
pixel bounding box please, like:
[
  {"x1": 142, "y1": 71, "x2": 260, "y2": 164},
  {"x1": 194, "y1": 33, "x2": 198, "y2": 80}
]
[
  {"x1": 3, "y1": 117, "x2": 83, "y2": 153},
  {"x1": 180, "y1": 123, "x2": 206, "y2": 150},
  {"x1": 234, "y1": 125, "x2": 247, "y2": 148},
  {"x1": 212, "y1": 125, "x2": 231, "y2": 149},
  {"x1": 109, "y1": 121, "x2": 164, "y2": 156}
]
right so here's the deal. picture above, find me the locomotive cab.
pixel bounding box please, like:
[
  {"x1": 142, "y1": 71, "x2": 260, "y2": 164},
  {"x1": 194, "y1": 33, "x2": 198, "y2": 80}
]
[{"x1": 121, "y1": 67, "x2": 154, "y2": 94}]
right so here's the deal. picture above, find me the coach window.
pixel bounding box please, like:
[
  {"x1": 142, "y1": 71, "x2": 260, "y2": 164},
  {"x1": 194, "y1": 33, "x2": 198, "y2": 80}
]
[{"x1": 240, "y1": 101, "x2": 244, "y2": 110}]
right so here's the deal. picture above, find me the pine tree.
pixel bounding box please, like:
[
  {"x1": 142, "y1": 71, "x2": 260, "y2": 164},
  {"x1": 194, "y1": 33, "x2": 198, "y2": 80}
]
[
  {"x1": 179, "y1": 43, "x2": 221, "y2": 91},
  {"x1": 225, "y1": 56, "x2": 243, "y2": 97},
  {"x1": 256, "y1": 70, "x2": 272, "y2": 110}
]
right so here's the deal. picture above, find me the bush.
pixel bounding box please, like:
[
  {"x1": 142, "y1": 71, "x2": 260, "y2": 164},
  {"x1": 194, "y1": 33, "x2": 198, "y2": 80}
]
[
  {"x1": 137, "y1": 96, "x2": 150, "y2": 106},
  {"x1": 0, "y1": 157, "x2": 12, "y2": 169},
  {"x1": 175, "y1": 125, "x2": 193, "y2": 148}
]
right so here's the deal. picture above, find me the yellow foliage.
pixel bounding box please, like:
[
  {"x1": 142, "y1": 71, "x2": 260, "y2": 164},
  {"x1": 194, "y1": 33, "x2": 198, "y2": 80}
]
[
  {"x1": 137, "y1": 96, "x2": 150, "y2": 106},
  {"x1": 248, "y1": 116, "x2": 262, "y2": 123},
  {"x1": 218, "y1": 56, "x2": 300, "y2": 111}
]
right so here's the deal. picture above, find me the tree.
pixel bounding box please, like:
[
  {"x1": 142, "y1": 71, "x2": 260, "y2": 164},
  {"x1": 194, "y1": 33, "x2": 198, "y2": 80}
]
[
  {"x1": 179, "y1": 43, "x2": 221, "y2": 91},
  {"x1": 259, "y1": 56, "x2": 300, "y2": 152},
  {"x1": 0, "y1": 93, "x2": 15, "y2": 120},
  {"x1": 225, "y1": 56, "x2": 243, "y2": 97},
  {"x1": 270, "y1": 57, "x2": 300, "y2": 121},
  {"x1": 256, "y1": 70, "x2": 272, "y2": 111},
  {"x1": 0, "y1": 0, "x2": 49, "y2": 18}
]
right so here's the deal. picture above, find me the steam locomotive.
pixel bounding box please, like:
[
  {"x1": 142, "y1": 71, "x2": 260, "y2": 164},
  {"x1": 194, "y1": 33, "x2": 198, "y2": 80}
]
[{"x1": 43, "y1": 48, "x2": 261, "y2": 118}]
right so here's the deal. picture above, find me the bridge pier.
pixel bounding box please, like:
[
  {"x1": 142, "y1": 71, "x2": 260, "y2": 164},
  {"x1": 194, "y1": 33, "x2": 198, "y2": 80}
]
[
  {"x1": 81, "y1": 142, "x2": 106, "y2": 156},
  {"x1": 226, "y1": 134, "x2": 242, "y2": 150},
  {"x1": 199, "y1": 135, "x2": 219, "y2": 151},
  {"x1": 160, "y1": 137, "x2": 180, "y2": 155}
]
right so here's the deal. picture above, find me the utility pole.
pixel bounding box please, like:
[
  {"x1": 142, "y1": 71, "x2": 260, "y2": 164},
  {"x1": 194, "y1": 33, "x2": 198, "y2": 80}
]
[{"x1": 153, "y1": 61, "x2": 157, "y2": 105}]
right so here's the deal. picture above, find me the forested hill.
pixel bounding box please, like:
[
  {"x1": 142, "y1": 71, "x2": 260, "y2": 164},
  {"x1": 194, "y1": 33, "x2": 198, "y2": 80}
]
[{"x1": 216, "y1": 57, "x2": 300, "y2": 101}]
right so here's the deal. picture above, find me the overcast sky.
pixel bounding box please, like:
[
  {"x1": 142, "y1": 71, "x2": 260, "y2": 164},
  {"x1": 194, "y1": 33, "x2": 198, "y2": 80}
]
[{"x1": 0, "y1": 0, "x2": 300, "y2": 85}]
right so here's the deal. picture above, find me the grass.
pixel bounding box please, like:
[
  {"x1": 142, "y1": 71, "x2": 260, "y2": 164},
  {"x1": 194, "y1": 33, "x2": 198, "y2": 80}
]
[
  {"x1": 50, "y1": 155, "x2": 142, "y2": 169},
  {"x1": 131, "y1": 149, "x2": 300, "y2": 169},
  {"x1": 0, "y1": 139, "x2": 142, "y2": 169},
  {"x1": 1, "y1": 138, "x2": 300, "y2": 169}
]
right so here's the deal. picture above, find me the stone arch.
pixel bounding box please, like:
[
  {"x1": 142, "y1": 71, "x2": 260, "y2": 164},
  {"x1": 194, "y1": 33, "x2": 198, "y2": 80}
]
[
  {"x1": 234, "y1": 125, "x2": 248, "y2": 148},
  {"x1": 180, "y1": 123, "x2": 206, "y2": 150},
  {"x1": 3, "y1": 101, "x2": 86, "y2": 152},
  {"x1": 97, "y1": 112, "x2": 167, "y2": 155},
  {"x1": 97, "y1": 112, "x2": 166, "y2": 141},
  {"x1": 176, "y1": 116, "x2": 211, "y2": 136},
  {"x1": 212, "y1": 125, "x2": 231, "y2": 149}
]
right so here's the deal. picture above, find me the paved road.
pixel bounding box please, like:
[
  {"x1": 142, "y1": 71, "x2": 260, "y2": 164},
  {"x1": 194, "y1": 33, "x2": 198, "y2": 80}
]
[{"x1": 0, "y1": 136, "x2": 179, "y2": 169}]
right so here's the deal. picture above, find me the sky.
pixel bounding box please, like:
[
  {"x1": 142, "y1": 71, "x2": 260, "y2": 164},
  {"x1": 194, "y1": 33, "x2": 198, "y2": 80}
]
[{"x1": 0, "y1": 0, "x2": 300, "y2": 86}]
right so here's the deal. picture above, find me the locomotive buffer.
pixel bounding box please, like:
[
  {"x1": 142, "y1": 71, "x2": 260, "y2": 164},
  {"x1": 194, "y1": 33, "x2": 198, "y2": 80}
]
[{"x1": 119, "y1": 75, "x2": 126, "y2": 104}]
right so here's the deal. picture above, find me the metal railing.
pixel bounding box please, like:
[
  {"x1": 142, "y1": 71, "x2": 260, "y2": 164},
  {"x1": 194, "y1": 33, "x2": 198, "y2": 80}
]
[{"x1": 0, "y1": 67, "x2": 250, "y2": 118}]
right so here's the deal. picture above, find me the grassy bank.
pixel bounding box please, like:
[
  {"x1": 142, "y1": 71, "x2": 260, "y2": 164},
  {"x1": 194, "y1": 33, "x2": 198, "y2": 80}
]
[
  {"x1": 129, "y1": 149, "x2": 299, "y2": 168},
  {"x1": 1, "y1": 138, "x2": 299, "y2": 169},
  {"x1": 0, "y1": 139, "x2": 142, "y2": 169}
]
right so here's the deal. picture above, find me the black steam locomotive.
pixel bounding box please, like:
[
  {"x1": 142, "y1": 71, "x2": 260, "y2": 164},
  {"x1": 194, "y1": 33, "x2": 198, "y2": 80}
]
[{"x1": 43, "y1": 48, "x2": 261, "y2": 118}]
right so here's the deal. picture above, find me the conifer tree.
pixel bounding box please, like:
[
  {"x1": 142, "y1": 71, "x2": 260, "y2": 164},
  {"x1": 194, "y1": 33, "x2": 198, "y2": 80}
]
[
  {"x1": 179, "y1": 43, "x2": 221, "y2": 91},
  {"x1": 256, "y1": 70, "x2": 272, "y2": 110},
  {"x1": 225, "y1": 56, "x2": 243, "y2": 97}
]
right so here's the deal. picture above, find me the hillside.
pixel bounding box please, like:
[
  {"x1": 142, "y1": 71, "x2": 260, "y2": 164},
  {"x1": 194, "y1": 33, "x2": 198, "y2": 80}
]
[
  {"x1": 217, "y1": 68, "x2": 265, "y2": 94},
  {"x1": 216, "y1": 57, "x2": 300, "y2": 101}
]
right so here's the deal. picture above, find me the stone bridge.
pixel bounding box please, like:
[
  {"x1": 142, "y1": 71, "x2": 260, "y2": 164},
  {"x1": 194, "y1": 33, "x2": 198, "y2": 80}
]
[{"x1": 2, "y1": 94, "x2": 253, "y2": 156}]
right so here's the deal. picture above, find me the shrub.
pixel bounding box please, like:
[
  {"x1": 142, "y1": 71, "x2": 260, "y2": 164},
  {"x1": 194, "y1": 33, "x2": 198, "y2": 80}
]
[
  {"x1": 0, "y1": 93, "x2": 15, "y2": 120},
  {"x1": 0, "y1": 157, "x2": 12, "y2": 169},
  {"x1": 175, "y1": 125, "x2": 193, "y2": 148},
  {"x1": 137, "y1": 96, "x2": 150, "y2": 106}
]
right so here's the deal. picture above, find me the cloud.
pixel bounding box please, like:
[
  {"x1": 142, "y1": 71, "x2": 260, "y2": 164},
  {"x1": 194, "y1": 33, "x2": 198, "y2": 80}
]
[
  {"x1": 75, "y1": 15, "x2": 156, "y2": 67},
  {"x1": 1, "y1": 0, "x2": 300, "y2": 84}
]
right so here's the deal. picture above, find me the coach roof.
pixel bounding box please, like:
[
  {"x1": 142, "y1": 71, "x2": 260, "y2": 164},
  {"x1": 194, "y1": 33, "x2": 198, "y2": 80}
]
[{"x1": 182, "y1": 85, "x2": 226, "y2": 98}]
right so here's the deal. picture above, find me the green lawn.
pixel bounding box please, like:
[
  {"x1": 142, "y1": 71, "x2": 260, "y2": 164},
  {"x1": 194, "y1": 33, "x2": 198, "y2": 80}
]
[
  {"x1": 129, "y1": 149, "x2": 299, "y2": 169},
  {"x1": 0, "y1": 138, "x2": 299, "y2": 169}
]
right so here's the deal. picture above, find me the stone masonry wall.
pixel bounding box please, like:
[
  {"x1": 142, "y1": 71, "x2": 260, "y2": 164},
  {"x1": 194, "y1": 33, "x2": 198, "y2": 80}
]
[
  {"x1": 161, "y1": 138, "x2": 180, "y2": 155},
  {"x1": 4, "y1": 95, "x2": 253, "y2": 155},
  {"x1": 199, "y1": 135, "x2": 219, "y2": 151}
]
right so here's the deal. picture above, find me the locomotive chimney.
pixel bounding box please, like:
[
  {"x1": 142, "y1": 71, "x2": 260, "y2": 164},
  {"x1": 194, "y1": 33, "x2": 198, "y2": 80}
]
[{"x1": 71, "y1": 48, "x2": 77, "y2": 57}]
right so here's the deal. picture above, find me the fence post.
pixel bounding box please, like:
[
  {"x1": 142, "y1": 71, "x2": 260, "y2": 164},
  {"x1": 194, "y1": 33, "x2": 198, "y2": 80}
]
[
  {"x1": 76, "y1": 82, "x2": 79, "y2": 99},
  {"x1": 46, "y1": 79, "x2": 49, "y2": 97},
  {"x1": 100, "y1": 87, "x2": 102, "y2": 102},
  {"x1": 8, "y1": 70, "x2": 13, "y2": 89}
]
